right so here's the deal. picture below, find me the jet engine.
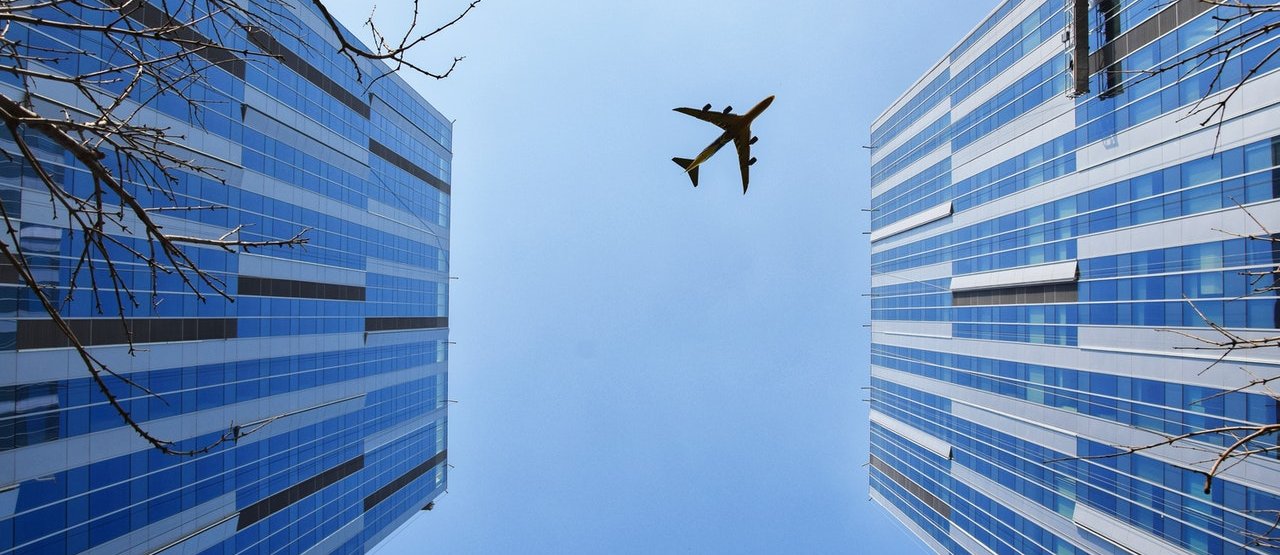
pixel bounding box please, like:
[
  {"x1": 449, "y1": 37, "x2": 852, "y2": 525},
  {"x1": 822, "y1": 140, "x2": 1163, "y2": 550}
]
[
  {"x1": 723, "y1": 106, "x2": 733, "y2": 114},
  {"x1": 702, "y1": 103, "x2": 712, "y2": 111},
  {"x1": 748, "y1": 157, "x2": 758, "y2": 166},
  {"x1": 749, "y1": 136, "x2": 758, "y2": 145}
]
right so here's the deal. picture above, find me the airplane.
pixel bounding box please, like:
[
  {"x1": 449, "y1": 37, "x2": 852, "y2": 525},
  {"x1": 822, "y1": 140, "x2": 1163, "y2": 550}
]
[{"x1": 672, "y1": 95, "x2": 775, "y2": 194}]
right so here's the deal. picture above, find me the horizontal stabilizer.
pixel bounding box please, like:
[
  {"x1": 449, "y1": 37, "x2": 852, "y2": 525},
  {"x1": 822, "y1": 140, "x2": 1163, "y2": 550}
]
[{"x1": 672, "y1": 157, "x2": 699, "y2": 187}]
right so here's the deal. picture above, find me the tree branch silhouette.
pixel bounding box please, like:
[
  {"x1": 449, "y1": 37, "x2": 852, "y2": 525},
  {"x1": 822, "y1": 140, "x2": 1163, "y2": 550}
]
[{"x1": 0, "y1": 0, "x2": 476, "y2": 455}]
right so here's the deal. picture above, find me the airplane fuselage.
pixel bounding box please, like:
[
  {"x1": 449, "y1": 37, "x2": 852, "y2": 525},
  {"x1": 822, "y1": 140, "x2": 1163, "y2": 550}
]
[
  {"x1": 688, "y1": 95, "x2": 775, "y2": 169},
  {"x1": 672, "y1": 95, "x2": 774, "y2": 193}
]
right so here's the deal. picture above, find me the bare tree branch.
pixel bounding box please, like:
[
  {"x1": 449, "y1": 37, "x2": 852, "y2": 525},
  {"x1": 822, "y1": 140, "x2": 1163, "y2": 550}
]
[
  {"x1": 0, "y1": 0, "x2": 475, "y2": 455},
  {"x1": 1054, "y1": 200, "x2": 1280, "y2": 546}
]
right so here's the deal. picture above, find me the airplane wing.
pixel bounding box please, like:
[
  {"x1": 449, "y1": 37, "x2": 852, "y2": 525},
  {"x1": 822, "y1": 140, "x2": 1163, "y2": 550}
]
[
  {"x1": 732, "y1": 128, "x2": 752, "y2": 194},
  {"x1": 673, "y1": 107, "x2": 739, "y2": 130}
]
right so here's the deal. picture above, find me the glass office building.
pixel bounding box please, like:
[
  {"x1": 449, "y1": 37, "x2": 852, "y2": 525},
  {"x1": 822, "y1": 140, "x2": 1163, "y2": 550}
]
[
  {"x1": 0, "y1": 2, "x2": 450, "y2": 554},
  {"x1": 869, "y1": 1, "x2": 1280, "y2": 553}
]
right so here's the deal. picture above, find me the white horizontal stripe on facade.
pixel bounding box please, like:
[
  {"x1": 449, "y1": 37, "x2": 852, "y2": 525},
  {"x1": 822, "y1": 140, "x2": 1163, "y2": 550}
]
[
  {"x1": 283, "y1": 0, "x2": 346, "y2": 50},
  {"x1": 302, "y1": 514, "x2": 364, "y2": 555},
  {"x1": 950, "y1": 260, "x2": 1077, "y2": 291},
  {"x1": 873, "y1": 97, "x2": 953, "y2": 162},
  {"x1": 1076, "y1": 70, "x2": 1280, "y2": 177},
  {"x1": 870, "y1": 262, "x2": 951, "y2": 288},
  {"x1": 1077, "y1": 199, "x2": 1280, "y2": 259},
  {"x1": 946, "y1": 157, "x2": 1078, "y2": 235},
  {"x1": 945, "y1": 108, "x2": 1274, "y2": 242},
  {"x1": 236, "y1": 168, "x2": 438, "y2": 242},
  {"x1": 949, "y1": 465, "x2": 1120, "y2": 555},
  {"x1": 153, "y1": 515, "x2": 239, "y2": 555},
  {"x1": 872, "y1": 139, "x2": 953, "y2": 196},
  {"x1": 238, "y1": 253, "x2": 367, "y2": 286},
  {"x1": 243, "y1": 106, "x2": 370, "y2": 175},
  {"x1": 364, "y1": 406, "x2": 447, "y2": 454},
  {"x1": 151, "y1": 211, "x2": 253, "y2": 246},
  {"x1": 367, "y1": 198, "x2": 450, "y2": 241},
  {"x1": 365, "y1": 328, "x2": 450, "y2": 348},
  {"x1": 870, "y1": 409, "x2": 952, "y2": 459},
  {"x1": 871, "y1": 202, "x2": 953, "y2": 243},
  {"x1": 0, "y1": 391, "x2": 363, "y2": 485},
  {"x1": 874, "y1": 321, "x2": 952, "y2": 339},
  {"x1": 0, "y1": 362, "x2": 445, "y2": 483},
  {"x1": 917, "y1": 98, "x2": 1280, "y2": 256},
  {"x1": 949, "y1": 0, "x2": 1044, "y2": 72},
  {"x1": 366, "y1": 256, "x2": 450, "y2": 282},
  {"x1": 942, "y1": 117, "x2": 1269, "y2": 242},
  {"x1": 1006, "y1": 98, "x2": 1280, "y2": 215},
  {"x1": 950, "y1": 398, "x2": 1079, "y2": 457},
  {"x1": 872, "y1": 330, "x2": 1277, "y2": 398},
  {"x1": 1073, "y1": 503, "x2": 1194, "y2": 555},
  {"x1": 1079, "y1": 326, "x2": 1280, "y2": 371},
  {"x1": 868, "y1": 490, "x2": 951, "y2": 555},
  {"x1": 951, "y1": 522, "x2": 997, "y2": 555},
  {"x1": 0, "y1": 79, "x2": 240, "y2": 167},
  {"x1": 83, "y1": 493, "x2": 236, "y2": 555},
  {"x1": 872, "y1": 366, "x2": 1078, "y2": 456},
  {"x1": 953, "y1": 91, "x2": 1075, "y2": 176},
  {"x1": 243, "y1": 86, "x2": 366, "y2": 164},
  {"x1": 19, "y1": 193, "x2": 236, "y2": 256},
  {"x1": 871, "y1": 59, "x2": 950, "y2": 133},
  {"x1": 872, "y1": 365, "x2": 1280, "y2": 496},
  {"x1": 237, "y1": 167, "x2": 353, "y2": 222},
  {"x1": 941, "y1": 93, "x2": 1280, "y2": 240},
  {"x1": 952, "y1": 105, "x2": 1077, "y2": 184},
  {"x1": 869, "y1": 204, "x2": 956, "y2": 250},
  {"x1": 950, "y1": 31, "x2": 1065, "y2": 119},
  {"x1": 13, "y1": 395, "x2": 55, "y2": 413}
]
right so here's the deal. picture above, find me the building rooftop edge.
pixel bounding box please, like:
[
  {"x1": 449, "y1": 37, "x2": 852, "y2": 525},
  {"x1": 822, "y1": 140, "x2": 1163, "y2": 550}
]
[{"x1": 870, "y1": 0, "x2": 1017, "y2": 130}]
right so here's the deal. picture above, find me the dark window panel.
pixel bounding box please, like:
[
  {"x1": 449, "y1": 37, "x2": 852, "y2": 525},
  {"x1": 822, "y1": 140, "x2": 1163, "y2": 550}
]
[
  {"x1": 363, "y1": 449, "x2": 447, "y2": 511},
  {"x1": 238, "y1": 276, "x2": 366, "y2": 302},
  {"x1": 869, "y1": 454, "x2": 951, "y2": 519},
  {"x1": 369, "y1": 139, "x2": 451, "y2": 195},
  {"x1": 952, "y1": 283, "x2": 1079, "y2": 306},
  {"x1": 364, "y1": 317, "x2": 448, "y2": 333},
  {"x1": 244, "y1": 28, "x2": 370, "y2": 118},
  {"x1": 237, "y1": 455, "x2": 365, "y2": 530},
  {"x1": 1088, "y1": 0, "x2": 1213, "y2": 84},
  {"x1": 106, "y1": 0, "x2": 246, "y2": 78},
  {"x1": 15, "y1": 318, "x2": 238, "y2": 349}
]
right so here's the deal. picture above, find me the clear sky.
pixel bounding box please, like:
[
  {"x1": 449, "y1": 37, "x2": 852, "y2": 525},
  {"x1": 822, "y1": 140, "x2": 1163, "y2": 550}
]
[{"x1": 328, "y1": 1, "x2": 993, "y2": 553}]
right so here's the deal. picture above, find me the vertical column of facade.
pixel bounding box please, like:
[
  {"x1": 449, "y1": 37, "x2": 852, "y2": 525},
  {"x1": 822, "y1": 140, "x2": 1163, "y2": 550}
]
[
  {"x1": 870, "y1": 1, "x2": 1280, "y2": 554},
  {"x1": 353, "y1": 68, "x2": 454, "y2": 554}
]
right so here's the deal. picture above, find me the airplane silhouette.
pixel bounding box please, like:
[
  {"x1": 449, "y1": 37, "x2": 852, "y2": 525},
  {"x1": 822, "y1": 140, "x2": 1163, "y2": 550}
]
[{"x1": 672, "y1": 95, "x2": 775, "y2": 194}]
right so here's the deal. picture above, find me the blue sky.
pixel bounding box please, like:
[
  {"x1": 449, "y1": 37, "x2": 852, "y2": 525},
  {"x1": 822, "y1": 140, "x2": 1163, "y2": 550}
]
[{"x1": 328, "y1": 1, "x2": 993, "y2": 552}]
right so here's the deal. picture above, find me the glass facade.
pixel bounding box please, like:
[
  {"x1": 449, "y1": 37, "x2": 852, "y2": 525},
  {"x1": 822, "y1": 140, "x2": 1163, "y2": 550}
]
[
  {"x1": 0, "y1": 2, "x2": 450, "y2": 554},
  {"x1": 869, "y1": 1, "x2": 1280, "y2": 554}
]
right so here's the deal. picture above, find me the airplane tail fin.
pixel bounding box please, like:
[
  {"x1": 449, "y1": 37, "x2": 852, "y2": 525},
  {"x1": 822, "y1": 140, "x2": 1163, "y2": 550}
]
[{"x1": 672, "y1": 157, "x2": 699, "y2": 187}]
